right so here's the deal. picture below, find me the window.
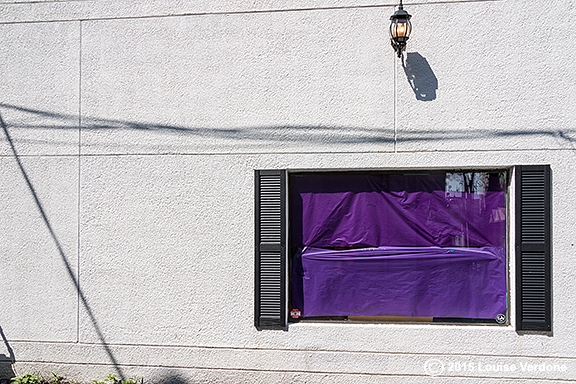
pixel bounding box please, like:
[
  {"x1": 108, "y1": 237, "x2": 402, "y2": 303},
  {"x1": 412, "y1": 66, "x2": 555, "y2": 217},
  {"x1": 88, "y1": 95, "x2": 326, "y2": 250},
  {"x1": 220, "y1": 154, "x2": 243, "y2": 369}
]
[{"x1": 254, "y1": 166, "x2": 551, "y2": 331}]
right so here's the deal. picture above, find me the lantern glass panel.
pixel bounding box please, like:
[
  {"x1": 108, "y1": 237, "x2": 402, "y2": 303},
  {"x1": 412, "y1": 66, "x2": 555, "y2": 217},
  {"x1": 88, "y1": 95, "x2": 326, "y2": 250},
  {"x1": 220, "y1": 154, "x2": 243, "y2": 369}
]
[{"x1": 390, "y1": 19, "x2": 411, "y2": 40}]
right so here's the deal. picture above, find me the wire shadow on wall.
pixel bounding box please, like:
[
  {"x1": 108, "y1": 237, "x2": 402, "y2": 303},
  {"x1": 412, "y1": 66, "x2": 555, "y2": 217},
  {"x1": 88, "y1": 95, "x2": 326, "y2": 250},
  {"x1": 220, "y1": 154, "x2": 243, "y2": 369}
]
[
  {"x1": 0, "y1": 112, "x2": 126, "y2": 380},
  {"x1": 403, "y1": 52, "x2": 438, "y2": 101}
]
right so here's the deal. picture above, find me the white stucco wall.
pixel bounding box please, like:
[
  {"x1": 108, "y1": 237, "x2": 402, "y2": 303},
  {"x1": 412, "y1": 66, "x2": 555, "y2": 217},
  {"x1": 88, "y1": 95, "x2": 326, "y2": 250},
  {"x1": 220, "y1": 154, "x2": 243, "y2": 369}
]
[{"x1": 1, "y1": 0, "x2": 576, "y2": 382}]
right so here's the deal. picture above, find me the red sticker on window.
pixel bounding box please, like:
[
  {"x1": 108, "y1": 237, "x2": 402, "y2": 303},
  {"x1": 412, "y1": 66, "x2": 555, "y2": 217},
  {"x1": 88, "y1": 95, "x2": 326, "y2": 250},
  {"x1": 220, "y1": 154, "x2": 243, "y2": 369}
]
[{"x1": 290, "y1": 308, "x2": 302, "y2": 319}]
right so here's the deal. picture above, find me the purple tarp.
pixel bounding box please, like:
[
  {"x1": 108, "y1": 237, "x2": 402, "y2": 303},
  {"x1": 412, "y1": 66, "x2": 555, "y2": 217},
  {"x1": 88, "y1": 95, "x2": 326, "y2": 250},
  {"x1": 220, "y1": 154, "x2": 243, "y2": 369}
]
[
  {"x1": 291, "y1": 246, "x2": 507, "y2": 318},
  {"x1": 290, "y1": 172, "x2": 507, "y2": 319}
]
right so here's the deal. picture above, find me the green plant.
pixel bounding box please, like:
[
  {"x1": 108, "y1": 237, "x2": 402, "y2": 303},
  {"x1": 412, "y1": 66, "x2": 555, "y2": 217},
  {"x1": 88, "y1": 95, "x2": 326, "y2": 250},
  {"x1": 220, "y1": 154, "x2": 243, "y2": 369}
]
[
  {"x1": 10, "y1": 373, "x2": 140, "y2": 384},
  {"x1": 92, "y1": 375, "x2": 142, "y2": 384},
  {"x1": 92, "y1": 374, "x2": 111, "y2": 384},
  {"x1": 122, "y1": 378, "x2": 141, "y2": 384},
  {"x1": 49, "y1": 373, "x2": 65, "y2": 384},
  {"x1": 10, "y1": 373, "x2": 44, "y2": 384}
]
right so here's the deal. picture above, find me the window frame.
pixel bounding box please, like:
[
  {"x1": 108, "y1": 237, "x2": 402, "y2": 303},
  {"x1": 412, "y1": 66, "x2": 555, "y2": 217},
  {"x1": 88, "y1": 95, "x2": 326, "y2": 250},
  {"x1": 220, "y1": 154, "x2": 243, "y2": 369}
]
[{"x1": 254, "y1": 166, "x2": 551, "y2": 332}]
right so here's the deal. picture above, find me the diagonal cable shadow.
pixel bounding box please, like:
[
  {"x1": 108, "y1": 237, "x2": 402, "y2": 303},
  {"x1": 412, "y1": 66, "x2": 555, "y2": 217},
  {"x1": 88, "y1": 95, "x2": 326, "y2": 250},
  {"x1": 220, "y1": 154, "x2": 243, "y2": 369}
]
[{"x1": 0, "y1": 111, "x2": 125, "y2": 380}]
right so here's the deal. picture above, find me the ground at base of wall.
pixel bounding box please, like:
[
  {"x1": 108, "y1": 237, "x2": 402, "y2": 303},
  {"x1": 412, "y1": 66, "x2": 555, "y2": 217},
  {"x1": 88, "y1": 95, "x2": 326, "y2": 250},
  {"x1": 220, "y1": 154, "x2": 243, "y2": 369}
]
[{"x1": 7, "y1": 363, "x2": 568, "y2": 384}]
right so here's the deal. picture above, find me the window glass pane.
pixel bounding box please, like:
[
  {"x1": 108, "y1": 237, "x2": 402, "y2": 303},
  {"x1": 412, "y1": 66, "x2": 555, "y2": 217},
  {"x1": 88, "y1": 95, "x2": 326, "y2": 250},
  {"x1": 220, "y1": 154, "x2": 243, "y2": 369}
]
[{"x1": 289, "y1": 171, "x2": 507, "y2": 321}]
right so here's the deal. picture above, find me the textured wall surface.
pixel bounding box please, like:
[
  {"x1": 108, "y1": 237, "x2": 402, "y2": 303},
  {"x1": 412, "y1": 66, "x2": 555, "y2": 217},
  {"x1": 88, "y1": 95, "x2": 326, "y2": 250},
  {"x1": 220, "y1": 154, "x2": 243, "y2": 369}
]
[{"x1": 2, "y1": 0, "x2": 576, "y2": 382}]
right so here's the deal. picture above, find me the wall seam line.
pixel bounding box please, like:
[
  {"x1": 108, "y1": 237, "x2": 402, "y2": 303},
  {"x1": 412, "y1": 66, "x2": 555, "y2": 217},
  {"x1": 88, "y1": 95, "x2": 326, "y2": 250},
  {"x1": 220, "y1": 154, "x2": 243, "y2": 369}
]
[
  {"x1": 76, "y1": 18, "x2": 82, "y2": 344},
  {"x1": 0, "y1": 148, "x2": 572, "y2": 158},
  {"x1": 393, "y1": 51, "x2": 398, "y2": 152},
  {"x1": 0, "y1": 0, "x2": 503, "y2": 24},
  {"x1": 9, "y1": 340, "x2": 576, "y2": 360}
]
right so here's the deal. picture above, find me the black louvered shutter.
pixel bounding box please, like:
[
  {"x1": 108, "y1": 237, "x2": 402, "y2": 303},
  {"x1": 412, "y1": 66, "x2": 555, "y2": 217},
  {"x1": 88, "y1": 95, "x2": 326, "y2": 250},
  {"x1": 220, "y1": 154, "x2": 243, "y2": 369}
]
[
  {"x1": 254, "y1": 170, "x2": 286, "y2": 329},
  {"x1": 516, "y1": 165, "x2": 551, "y2": 331}
]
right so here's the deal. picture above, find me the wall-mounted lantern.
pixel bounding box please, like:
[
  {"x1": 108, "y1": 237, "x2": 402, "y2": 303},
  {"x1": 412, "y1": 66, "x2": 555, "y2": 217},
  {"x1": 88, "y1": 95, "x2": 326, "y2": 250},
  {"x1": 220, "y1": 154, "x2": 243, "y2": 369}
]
[{"x1": 389, "y1": 0, "x2": 412, "y2": 58}]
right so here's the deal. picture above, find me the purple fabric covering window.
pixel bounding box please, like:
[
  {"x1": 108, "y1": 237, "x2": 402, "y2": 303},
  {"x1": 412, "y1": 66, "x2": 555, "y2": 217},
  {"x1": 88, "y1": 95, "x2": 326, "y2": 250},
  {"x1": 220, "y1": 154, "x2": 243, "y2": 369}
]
[{"x1": 290, "y1": 172, "x2": 507, "y2": 319}]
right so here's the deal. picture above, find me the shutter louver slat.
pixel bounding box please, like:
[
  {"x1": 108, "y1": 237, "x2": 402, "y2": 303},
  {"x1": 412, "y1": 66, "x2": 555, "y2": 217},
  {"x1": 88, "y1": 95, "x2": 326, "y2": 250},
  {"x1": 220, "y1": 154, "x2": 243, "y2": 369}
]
[
  {"x1": 254, "y1": 170, "x2": 286, "y2": 329},
  {"x1": 516, "y1": 165, "x2": 551, "y2": 331}
]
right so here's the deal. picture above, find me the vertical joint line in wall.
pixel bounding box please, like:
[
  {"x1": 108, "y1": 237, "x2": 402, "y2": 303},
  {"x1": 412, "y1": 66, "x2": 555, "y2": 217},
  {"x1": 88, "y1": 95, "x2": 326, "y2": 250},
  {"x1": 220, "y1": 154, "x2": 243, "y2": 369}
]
[
  {"x1": 394, "y1": 54, "x2": 398, "y2": 153},
  {"x1": 77, "y1": 19, "x2": 82, "y2": 344},
  {"x1": 79, "y1": 20, "x2": 82, "y2": 155}
]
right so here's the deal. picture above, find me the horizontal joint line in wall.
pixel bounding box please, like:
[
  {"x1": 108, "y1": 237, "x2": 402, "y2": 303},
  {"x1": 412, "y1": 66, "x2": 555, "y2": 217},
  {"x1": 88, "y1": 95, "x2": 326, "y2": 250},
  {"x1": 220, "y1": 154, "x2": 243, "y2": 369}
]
[
  {"x1": 0, "y1": 0, "x2": 503, "y2": 24},
  {"x1": 0, "y1": 147, "x2": 572, "y2": 158},
  {"x1": 9, "y1": 340, "x2": 576, "y2": 361}
]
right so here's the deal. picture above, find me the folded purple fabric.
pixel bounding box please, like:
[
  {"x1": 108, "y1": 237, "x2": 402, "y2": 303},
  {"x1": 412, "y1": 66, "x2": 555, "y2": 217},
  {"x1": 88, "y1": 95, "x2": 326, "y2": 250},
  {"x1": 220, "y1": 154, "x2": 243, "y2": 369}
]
[{"x1": 291, "y1": 246, "x2": 507, "y2": 318}]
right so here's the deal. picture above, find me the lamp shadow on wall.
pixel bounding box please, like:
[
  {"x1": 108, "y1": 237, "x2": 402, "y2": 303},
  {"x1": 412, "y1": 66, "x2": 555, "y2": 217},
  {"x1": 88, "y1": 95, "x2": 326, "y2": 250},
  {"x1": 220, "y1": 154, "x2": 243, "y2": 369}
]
[{"x1": 402, "y1": 52, "x2": 438, "y2": 101}]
